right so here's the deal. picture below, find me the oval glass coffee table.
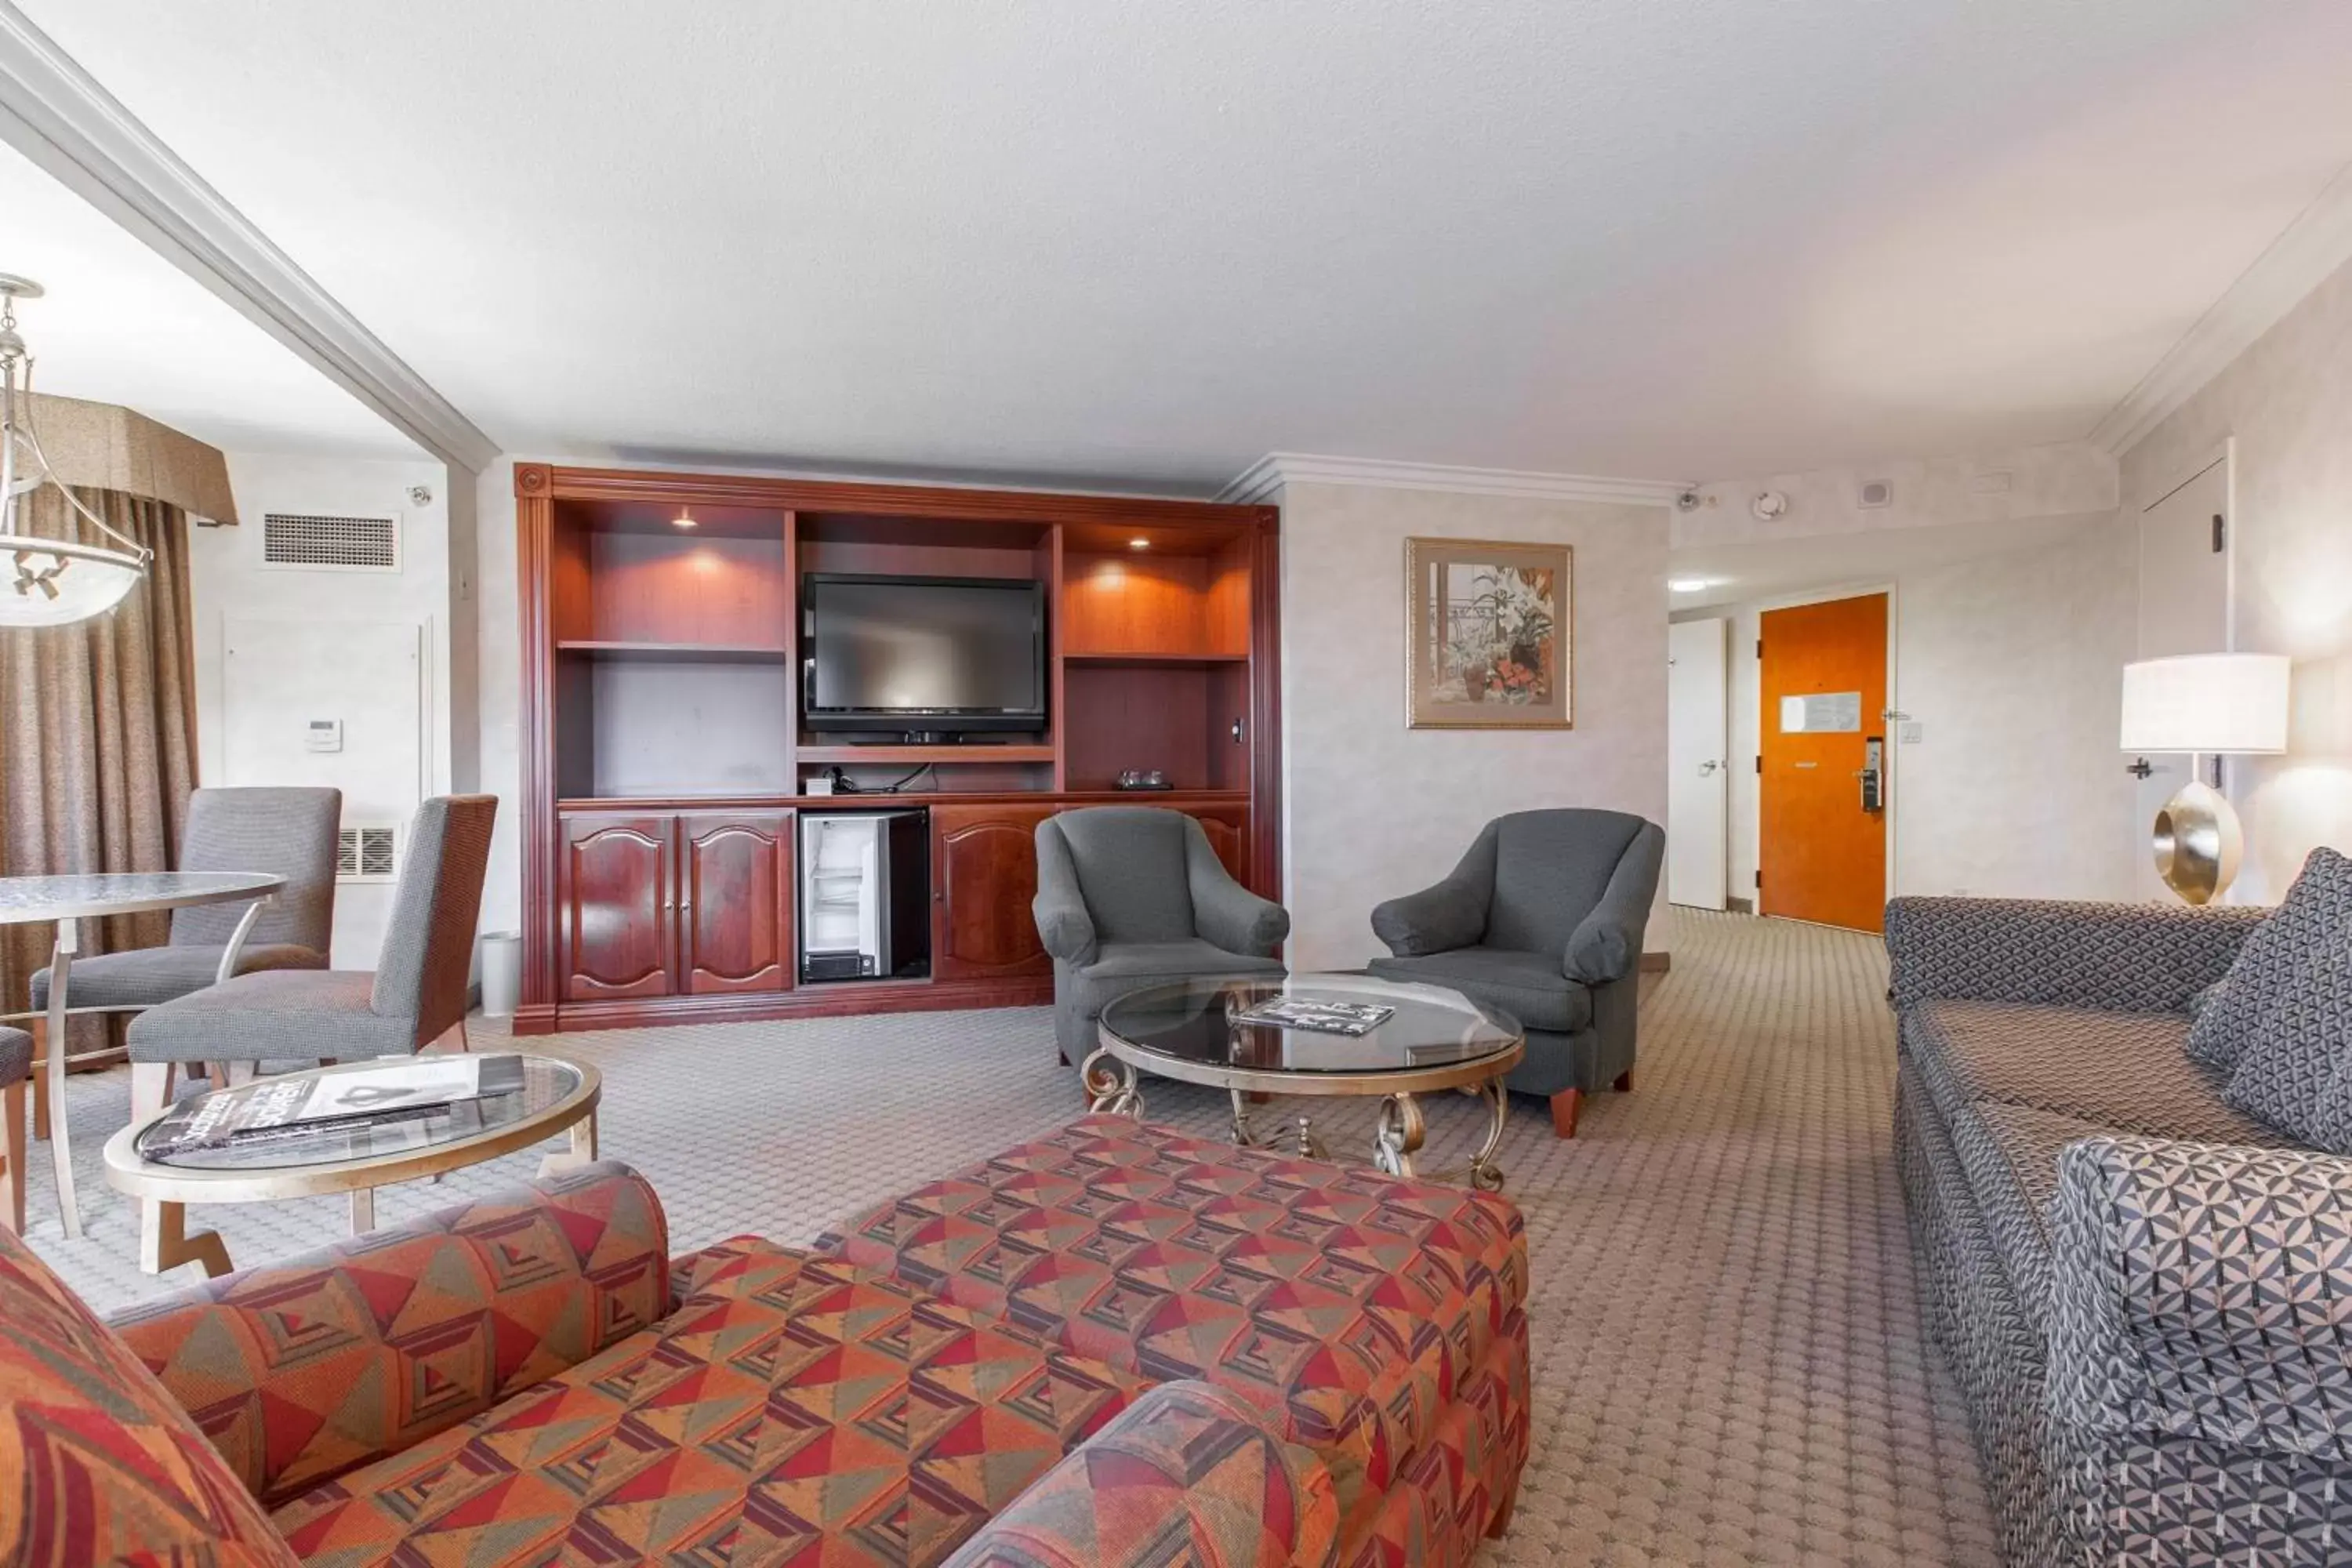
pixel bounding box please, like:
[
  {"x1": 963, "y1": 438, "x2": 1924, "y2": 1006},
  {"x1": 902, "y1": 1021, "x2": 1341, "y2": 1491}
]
[
  {"x1": 1091, "y1": 975, "x2": 1524, "y2": 1189},
  {"x1": 103, "y1": 1053, "x2": 600, "y2": 1277}
]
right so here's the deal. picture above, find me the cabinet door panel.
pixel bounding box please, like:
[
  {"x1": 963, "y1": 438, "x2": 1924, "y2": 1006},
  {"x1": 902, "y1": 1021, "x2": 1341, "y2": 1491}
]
[
  {"x1": 560, "y1": 815, "x2": 674, "y2": 1001},
  {"x1": 1185, "y1": 805, "x2": 1250, "y2": 889},
  {"x1": 933, "y1": 804, "x2": 1057, "y2": 981},
  {"x1": 679, "y1": 811, "x2": 793, "y2": 995}
]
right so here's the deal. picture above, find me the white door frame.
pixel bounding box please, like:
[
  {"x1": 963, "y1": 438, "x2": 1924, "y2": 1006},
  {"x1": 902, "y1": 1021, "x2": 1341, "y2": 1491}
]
[{"x1": 1668, "y1": 616, "x2": 1730, "y2": 909}]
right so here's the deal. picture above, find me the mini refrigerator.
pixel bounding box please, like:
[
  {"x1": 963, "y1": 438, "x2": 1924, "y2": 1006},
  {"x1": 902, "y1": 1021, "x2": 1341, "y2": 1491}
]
[{"x1": 797, "y1": 809, "x2": 930, "y2": 982}]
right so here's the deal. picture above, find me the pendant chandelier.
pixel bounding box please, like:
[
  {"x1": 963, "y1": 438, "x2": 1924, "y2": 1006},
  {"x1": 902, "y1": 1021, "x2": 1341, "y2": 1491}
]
[{"x1": 0, "y1": 274, "x2": 152, "y2": 627}]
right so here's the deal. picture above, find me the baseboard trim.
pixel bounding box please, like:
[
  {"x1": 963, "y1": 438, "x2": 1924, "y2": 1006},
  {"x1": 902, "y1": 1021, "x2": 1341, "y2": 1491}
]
[{"x1": 1640, "y1": 952, "x2": 1671, "y2": 974}]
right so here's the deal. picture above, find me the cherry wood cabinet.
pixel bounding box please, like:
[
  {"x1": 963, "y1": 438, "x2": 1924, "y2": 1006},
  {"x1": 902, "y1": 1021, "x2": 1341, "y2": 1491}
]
[
  {"x1": 677, "y1": 812, "x2": 793, "y2": 994},
  {"x1": 559, "y1": 814, "x2": 676, "y2": 1002},
  {"x1": 516, "y1": 463, "x2": 1279, "y2": 1034},
  {"x1": 560, "y1": 809, "x2": 793, "y2": 1002},
  {"x1": 931, "y1": 804, "x2": 1058, "y2": 981}
]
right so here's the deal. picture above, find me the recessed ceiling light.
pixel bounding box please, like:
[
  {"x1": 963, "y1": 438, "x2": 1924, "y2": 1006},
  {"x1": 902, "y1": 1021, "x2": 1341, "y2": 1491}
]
[
  {"x1": 1668, "y1": 576, "x2": 1723, "y2": 593},
  {"x1": 1129, "y1": 537, "x2": 1149, "y2": 550},
  {"x1": 672, "y1": 508, "x2": 697, "y2": 529}
]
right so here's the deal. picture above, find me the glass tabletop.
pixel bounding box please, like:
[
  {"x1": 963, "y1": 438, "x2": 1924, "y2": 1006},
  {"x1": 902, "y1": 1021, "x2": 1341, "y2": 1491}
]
[
  {"x1": 134, "y1": 1054, "x2": 584, "y2": 1171},
  {"x1": 0, "y1": 871, "x2": 283, "y2": 924},
  {"x1": 1098, "y1": 974, "x2": 1522, "y2": 1076}
]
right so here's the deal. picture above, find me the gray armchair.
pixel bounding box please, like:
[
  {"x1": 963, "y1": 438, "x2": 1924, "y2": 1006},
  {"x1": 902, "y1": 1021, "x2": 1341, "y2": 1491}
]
[
  {"x1": 1369, "y1": 808, "x2": 1663, "y2": 1138},
  {"x1": 1033, "y1": 807, "x2": 1289, "y2": 1066}
]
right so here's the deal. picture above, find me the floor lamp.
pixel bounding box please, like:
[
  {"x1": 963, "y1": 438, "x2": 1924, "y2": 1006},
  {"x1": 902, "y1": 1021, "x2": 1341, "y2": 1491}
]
[{"x1": 2120, "y1": 652, "x2": 2291, "y2": 905}]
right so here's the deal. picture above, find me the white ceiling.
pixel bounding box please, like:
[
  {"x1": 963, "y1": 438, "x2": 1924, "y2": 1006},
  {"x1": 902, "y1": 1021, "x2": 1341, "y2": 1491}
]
[
  {"x1": 0, "y1": 138, "x2": 420, "y2": 459},
  {"x1": 18, "y1": 0, "x2": 2352, "y2": 489}
]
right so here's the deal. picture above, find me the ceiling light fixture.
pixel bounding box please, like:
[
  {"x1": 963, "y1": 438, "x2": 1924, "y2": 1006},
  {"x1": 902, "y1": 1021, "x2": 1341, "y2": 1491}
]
[
  {"x1": 1129, "y1": 537, "x2": 1149, "y2": 550},
  {"x1": 1668, "y1": 576, "x2": 1722, "y2": 593},
  {"x1": 672, "y1": 507, "x2": 697, "y2": 529},
  {"x1": 0, "y1": 276, "x2": 151, "y2": 627}
]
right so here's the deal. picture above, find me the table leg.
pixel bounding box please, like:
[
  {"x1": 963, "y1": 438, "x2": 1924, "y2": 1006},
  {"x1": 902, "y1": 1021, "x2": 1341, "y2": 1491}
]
[
  {"x1": 1078, "y1": 1047, "x2": 1143, "y2": 1119},
  {"x1": 1, "y1": 1079, "x2": 24, "y2": 1234},
  {"x1": 1467, "y1": 1076, "x2": 1509, "y2": 1192},
  {"x1": 141, "y1": 1197, "x2": 230, "y2": 1279},
  {"x1": 1374, "y1": 1091, "x2": 1426, "y2": 1180},
  {"x1": 45, "y1": 921, "x2": 81, "y2": 1239},
  {"x1": 538, "y1": 1110, "x2": 600, "y2": 1178},
  {"x1": 349, "y1": 1188, "x2": 376, "y2": 1234}
]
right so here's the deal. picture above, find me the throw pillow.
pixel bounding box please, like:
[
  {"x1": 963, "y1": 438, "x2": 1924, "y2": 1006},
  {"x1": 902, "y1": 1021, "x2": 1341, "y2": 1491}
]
[
  {"x1": 0, "y1": 1229, "x2": 299, "y2": 1566},
  {"x1": 2189, "y1": 847, "x2": 2352, "y2": 1075},
  {"x1": 2214, "y1": 848, "x2": 2352, "y2": 1141}
]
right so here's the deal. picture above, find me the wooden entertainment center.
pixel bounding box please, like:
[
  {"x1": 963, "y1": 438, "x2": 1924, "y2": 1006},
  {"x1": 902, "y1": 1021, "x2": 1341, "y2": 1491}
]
[{"x1": 510, "y1": 463, "x2": 1280, "y2": 1036}]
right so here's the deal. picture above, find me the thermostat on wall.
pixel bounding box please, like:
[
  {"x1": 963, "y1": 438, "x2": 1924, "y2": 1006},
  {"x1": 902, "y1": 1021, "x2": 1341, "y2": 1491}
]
[{"x1": 305, "y1": 719, "x2": 344, "y2": 754}]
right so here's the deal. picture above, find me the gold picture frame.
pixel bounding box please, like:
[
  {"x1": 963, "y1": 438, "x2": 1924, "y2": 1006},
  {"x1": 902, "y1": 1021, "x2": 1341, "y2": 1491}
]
[{"x1": 1404, "y1": 537, "x2": 1572, "y2": 729}]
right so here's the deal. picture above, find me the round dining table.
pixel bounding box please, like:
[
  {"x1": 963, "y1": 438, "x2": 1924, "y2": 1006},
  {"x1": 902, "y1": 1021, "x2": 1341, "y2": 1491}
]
[{"x1": 0, "y1": 871, "x2": 283, "y2": 1239}]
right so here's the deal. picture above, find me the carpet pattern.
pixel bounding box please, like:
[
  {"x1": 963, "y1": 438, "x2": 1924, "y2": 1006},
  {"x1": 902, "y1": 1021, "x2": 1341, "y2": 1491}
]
[{"x1": 14, "y1": 909, "x2": 1996, "y2": 1566}]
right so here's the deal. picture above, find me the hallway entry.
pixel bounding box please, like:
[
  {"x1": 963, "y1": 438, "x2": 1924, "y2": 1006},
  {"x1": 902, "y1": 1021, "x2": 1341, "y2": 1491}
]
[{"x1": 1759, "y1": 592, "x2": 1889, "y2": 933}]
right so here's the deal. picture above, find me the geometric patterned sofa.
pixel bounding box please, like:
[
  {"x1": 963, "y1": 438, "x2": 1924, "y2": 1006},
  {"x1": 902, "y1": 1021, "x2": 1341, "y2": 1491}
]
[
  {"x1": 1887, "y1": 894, "x2": 2352, "y2": 1568},
  {"x1": 1, "y1": 1116, "x2": 1527, "y2": 1567}
]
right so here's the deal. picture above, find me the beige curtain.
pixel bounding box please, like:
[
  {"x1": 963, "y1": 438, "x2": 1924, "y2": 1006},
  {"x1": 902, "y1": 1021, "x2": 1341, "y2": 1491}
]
[{"x1": 1, "y1": 486, "x2": 198, "y2": 1047}]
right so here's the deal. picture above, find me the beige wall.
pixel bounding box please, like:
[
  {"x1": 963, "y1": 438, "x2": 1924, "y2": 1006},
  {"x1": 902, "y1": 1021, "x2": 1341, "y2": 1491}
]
[
  {"x1": 2122, "y1": 254, "x2": 2352, "y2": 902},
  {"x1": 1690, "y1": 519, "x2": 2140, "y2": 908},
  {"x1": 1275, "y1": 481, "x2": 1670, "y2": 970}
]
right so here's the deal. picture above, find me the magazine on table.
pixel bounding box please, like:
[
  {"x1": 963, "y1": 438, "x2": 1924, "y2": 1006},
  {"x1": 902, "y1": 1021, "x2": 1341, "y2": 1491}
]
[
  {"x1": 1231, "y1": 995, "x2": 1395, "y2": 1036},
  {"x1": 143, "y1": 1056, "x2": 526, "y2": 1157}
]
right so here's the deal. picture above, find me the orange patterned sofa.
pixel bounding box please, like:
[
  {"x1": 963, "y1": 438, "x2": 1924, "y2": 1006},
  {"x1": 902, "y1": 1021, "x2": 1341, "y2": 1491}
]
[{"x1": 0, "y1": 1116, "x2": 1528, "y2": 1566}]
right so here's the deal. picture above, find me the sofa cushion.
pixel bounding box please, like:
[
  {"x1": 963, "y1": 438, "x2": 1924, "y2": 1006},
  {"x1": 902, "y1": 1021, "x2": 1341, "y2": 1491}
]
[
  {"x1": 817, "y1": 1113, "x2": 1527, "y2": 1530},
  {"x1": 109, "y1": 1162, "x2": 672, "y2": 1508},
  {"x1": 1935, "y1": 1096, "x2": 2114, "y2": 1337},
  {"x1": 1367, "y1": 946, "x2": 1591, "y2": 1033},
  {"x1": 2189, "y1": 846, "x2": 2352, "y2": 1075},
  {"x1": 1900, "y1": 1000, "x2": 2286, "y2": 1149},
  {"x1": 270, "y1": 1240, "x2": 1144, "y2": 1568},
  {"x1": 0, "y1": 1227, "x2": 299, "y2": 1567},
  {"x1": 2229, "y1": 936, "x2": 2352, "y2": 1149}
]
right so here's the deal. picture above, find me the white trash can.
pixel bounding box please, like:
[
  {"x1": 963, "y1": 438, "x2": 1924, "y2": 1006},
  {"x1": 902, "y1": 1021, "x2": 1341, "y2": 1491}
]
[{"x1": 478, "y1": 931, "x2": 522, "y2": 1018}]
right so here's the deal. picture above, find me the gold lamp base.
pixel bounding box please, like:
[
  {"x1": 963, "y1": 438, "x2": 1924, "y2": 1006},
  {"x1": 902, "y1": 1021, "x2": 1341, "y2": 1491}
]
[{"x1": 2152, "y1": 778, "x2": 2243, "y2": 906}]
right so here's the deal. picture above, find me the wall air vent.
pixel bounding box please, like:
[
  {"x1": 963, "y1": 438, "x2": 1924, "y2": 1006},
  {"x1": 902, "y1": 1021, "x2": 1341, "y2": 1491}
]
[
  {"x1": 262, "y1": 513, "x2": 401, "y2": 572},
  {"x1": 337, "y1": 824, "x2": 398, "y2": 882}
]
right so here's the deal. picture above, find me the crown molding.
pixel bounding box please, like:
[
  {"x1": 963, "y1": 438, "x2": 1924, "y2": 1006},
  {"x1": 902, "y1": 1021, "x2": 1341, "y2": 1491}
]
[
  {"x1": 2089, "y1": 158, "x2": 2352, "y2": 458},
  {"x1": 1219, "y1": 452, "x2": 1687, "y2": 508},
  {"x1": 0, "y1": 2, "x2": 499, "y2": 472}
]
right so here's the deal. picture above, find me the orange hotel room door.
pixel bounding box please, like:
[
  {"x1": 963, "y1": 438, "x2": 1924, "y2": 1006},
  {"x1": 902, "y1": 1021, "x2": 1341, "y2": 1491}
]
[{"x1": 1759, "y1": 592, "x2": 1889, "y2": 933}]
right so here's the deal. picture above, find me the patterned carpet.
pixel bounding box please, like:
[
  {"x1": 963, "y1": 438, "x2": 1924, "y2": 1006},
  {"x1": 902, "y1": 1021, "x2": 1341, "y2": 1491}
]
[{"x1": 16, "y1": 909, "x2": 1995, "y2": 1566}]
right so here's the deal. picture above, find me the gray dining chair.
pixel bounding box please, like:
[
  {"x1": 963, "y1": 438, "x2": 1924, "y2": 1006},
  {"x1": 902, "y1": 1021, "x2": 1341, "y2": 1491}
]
[
  {"x1": 0, "y1": 1025, "x2": 27, "y2": 1234},
  {"x1": 1368, "y1": 808, "x2": 1663, "y2": 1138},
  {"x1": 1033, "y1": 806, "x2": 1289, "y2": 1068},
  {"x1": 124, "y1": 794, "x2": 498, "y2": 1112},
  {"x1": 25, "y1": 786, "x2": 340, "y2": 1131}
]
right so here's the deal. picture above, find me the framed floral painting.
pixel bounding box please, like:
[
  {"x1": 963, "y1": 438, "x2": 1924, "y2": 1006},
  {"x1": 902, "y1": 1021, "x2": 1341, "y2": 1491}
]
[{"x1": 1403, "y1": 537, "x2": 1571, "y2": 728}]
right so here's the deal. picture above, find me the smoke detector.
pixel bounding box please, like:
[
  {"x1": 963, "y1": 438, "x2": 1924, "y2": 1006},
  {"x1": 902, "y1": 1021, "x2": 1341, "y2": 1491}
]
[{"x1": 1751, "y1": 490, "x2": 1790, "y2": 521}]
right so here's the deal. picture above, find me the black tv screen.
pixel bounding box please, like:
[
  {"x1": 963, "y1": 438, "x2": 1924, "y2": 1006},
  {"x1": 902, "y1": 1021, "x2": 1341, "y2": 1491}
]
[{"x1": 804, "y1": 575, "x2": 1044, "y2": 729}]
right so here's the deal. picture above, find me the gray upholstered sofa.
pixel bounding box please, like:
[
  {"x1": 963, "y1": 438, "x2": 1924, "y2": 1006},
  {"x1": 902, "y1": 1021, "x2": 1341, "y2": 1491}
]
[
  {"x1": 1370, "y1": 808, "x2": 1663, "y2": 1138},
  {"x1": 1033, "y1": 806, "x2": 1289, "y2": 1066},
  {"x1": 1888, "y1": 869, "x2": 2352, "y2": 1568}
]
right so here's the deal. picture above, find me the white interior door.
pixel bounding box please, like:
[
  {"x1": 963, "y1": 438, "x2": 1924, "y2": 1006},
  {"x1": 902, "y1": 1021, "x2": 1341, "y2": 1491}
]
[
  {"x1": 2131, "y1": 452, "x2": 2232, "y2": 900},
  {"x1": 1668, "y1": 616, "x2": 1730, "y2": 909}
]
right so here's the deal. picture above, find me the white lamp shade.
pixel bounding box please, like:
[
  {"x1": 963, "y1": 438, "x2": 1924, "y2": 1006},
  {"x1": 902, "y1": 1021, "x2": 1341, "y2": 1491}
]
[
  {"x1": 2120, "y1": 652, "x2": 2291, "y2": 755},
  {"x1": 2, "y1": 538, "x2": 145, "y2": 627}
]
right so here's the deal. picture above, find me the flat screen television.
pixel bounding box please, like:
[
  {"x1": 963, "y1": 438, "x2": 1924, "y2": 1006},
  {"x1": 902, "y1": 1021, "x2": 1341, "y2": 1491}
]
[{"x1": 802, "y1": 573, "x2": 1047, "y2": 735}]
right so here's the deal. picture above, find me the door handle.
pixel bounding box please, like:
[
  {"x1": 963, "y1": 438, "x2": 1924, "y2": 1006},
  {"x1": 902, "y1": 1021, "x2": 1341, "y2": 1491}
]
[
  {"x1": 1858, "y1": 737, "x2": 1886, "y2": 812},
  {"x1": 1697, "y1": 760, "x2": 1720, "y2": 777}
]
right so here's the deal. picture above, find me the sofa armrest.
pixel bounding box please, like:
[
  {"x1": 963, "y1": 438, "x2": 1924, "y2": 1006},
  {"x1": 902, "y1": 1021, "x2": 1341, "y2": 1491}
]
[
  {"x1": 1032, "y1": 821, "x2": 1099, "y2": 967},
  {"x1": 2049, "y1": 1136, "x2": 2352, "y2": 1461},
  {"x1": 1186, "y1": 827, "x2": 1288, "y2": 956},
  {"x1": 942, "y1": 1379, "x2": 1339, "y2": 1568},
  {"x1": 1563, "y1": 819, "x2": 1663, "y2": 984},
  {"x1": 1884, "y1": 896, "x2": 2263, "y2": 1014},
  {"x1": 107, "y1": 1161, "x2": 671, "y2": 1507},
  {"x1": 1370, "y1": 878, "x2": 1486, "y2": 956}
]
